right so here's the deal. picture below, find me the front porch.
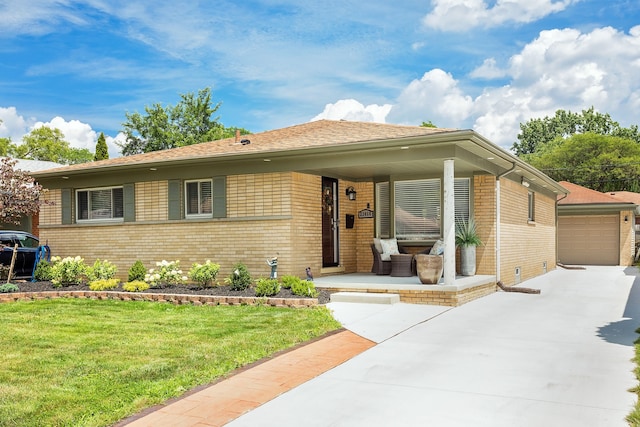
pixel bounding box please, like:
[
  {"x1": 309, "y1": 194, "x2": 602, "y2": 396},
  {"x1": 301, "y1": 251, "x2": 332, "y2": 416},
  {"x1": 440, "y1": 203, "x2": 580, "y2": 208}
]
[{"x1": 314, "y1": 273, "x2": 497, "y2": 307}]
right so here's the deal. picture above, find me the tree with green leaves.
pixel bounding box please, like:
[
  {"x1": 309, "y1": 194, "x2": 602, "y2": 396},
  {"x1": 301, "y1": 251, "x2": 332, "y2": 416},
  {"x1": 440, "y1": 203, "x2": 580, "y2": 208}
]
[
  {"x1": 512, "y1": 107, "x2": 640, "y2": 156},
  {"x1": 420, "y1": 120, "x2": 437, "y2": 128},
  {"x1": 8, "y1": 126, "x2": 93, "y2": 165},
  {"x1": 0, "y1": 137, "x2": 10, "y2": 156},
  {"x1": 119, "y1": 87, "x2": 250, "y2": 156},
  {"x1": 526, "y1": 133, "x2": 640, "y2": 192},
  {"x1": 94, "y1": 132, "x2": 109, "y2": 161}
]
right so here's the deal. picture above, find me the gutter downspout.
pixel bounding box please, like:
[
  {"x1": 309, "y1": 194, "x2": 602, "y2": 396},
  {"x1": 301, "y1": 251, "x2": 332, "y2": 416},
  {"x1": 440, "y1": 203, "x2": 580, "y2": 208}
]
[
  {"x1": 496, "y1": 164, "x2": 517, "y2": 283},
  {"x1": 555, "y1": 193, "x2": 569, "y2": 266}
]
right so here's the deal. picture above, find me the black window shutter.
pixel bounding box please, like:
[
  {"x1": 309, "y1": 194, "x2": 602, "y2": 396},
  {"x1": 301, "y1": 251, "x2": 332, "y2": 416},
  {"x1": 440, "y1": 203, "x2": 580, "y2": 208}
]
[
  {"x1": 168, "y1": 180, "x2": 182, "y2": 220},
  {"x1": 61, "y1": 188, "x2": 72, "y2": 224},
  {"x1": 123, "y1": 184, "x2": 135, "y2": 222},
  {"x1": 212, "y1": 176, "x2": 226, "y2": 218}
]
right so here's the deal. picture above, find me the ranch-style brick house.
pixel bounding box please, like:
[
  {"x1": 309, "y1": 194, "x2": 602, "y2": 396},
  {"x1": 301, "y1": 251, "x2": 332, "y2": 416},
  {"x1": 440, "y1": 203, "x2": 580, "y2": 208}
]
[{"x1": 32, "y1": 120, "x2": 568, "y2": 291}]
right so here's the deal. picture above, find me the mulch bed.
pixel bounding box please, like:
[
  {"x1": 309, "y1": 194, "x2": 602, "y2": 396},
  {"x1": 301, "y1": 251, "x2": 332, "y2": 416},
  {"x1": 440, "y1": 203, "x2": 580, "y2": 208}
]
[{"x1": 6, "y1": 281, "x2": 333, "y2": 305}]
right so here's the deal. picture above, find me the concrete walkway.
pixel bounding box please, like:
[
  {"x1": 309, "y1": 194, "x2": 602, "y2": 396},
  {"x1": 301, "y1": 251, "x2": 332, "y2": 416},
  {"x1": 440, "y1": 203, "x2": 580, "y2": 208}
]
[{"x1": 225, "y1": 266, "x2": 640, "y2": 426}]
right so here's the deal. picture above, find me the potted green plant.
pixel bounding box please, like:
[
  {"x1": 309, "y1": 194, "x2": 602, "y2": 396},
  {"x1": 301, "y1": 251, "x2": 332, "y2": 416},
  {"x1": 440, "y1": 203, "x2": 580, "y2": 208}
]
[{"x1": 455, "y1": 218, "x2": 482, "y2": 276}]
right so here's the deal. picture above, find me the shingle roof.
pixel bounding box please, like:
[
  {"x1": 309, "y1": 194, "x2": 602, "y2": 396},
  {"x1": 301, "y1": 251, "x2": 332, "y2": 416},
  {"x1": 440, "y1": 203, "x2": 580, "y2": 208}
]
[
  {"x1": 607, "y1": 191, "x2": 640, "y2": 205},
  {"x1": 36, "y1": 120, "x2": 454, "y2": 174},
  {"x1": 558, "y1": 181, "x2": 634, "y2": 205}
]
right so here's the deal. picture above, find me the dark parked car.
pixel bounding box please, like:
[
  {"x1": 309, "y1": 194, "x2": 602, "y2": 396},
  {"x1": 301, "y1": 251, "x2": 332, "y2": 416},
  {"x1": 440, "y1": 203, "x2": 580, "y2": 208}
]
[{"x1": 0, "y1": 231, "x2": 41, "y2": 279}]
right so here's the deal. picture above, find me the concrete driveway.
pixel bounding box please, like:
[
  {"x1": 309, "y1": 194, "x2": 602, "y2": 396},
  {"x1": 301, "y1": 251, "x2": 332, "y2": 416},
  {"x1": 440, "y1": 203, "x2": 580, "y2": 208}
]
[{"x1": 227, "y1": 266, "x2": 640, "y2": 426}]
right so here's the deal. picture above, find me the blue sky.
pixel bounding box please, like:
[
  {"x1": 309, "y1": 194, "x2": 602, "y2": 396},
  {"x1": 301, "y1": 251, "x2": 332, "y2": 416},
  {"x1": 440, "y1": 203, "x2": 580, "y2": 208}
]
[{"x1": 1, "y1": 0, "x2": 639, "y2": 158}]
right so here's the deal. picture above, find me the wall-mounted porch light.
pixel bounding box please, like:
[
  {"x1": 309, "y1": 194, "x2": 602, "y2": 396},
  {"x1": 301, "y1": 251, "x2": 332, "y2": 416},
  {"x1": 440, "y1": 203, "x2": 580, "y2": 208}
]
[
  {"x1": 521, "y1": 177, "x2": 530, "y2": 188},
  {"x1": 345, "y1": 186, "x2": 357, "y2": 201}
]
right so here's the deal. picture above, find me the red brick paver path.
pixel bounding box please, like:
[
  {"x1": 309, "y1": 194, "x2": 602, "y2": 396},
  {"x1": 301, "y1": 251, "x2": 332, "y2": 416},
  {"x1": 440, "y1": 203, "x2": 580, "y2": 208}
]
[{"x1": 118, "y1": 330, "x2": 374, "y2": 427}]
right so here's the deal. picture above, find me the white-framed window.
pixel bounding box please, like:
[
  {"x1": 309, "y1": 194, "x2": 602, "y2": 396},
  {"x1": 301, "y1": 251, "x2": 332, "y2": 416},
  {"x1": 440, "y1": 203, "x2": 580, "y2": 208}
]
[
  {"x1": 395, "y1": 179, "x2": 441, "y2": 240},
  {"x1": 76, "y1": 187, "x2": 124, "y2": 221},
  {"x1": 528, "y1": 191, "x2": 535, "y2": 222},
  {"x1": 185, "y1": 180, "x2": 212, "y2": 217},
  {"x1": 378, "y1": 177, "x2": 471, "y2": 241}
]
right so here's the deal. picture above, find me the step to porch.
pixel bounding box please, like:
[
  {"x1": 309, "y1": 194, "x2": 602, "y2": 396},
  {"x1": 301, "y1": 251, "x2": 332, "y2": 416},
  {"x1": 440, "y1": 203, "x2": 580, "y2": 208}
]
[{"x1": 330, "y1": 292, "x2": 400, "y2": 304}]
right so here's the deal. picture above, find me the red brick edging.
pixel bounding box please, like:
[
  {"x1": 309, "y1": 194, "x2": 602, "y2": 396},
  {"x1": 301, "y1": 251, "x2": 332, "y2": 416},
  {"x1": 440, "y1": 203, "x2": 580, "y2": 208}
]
[{"x1": 0, "y1": 291, "x2": 318, "y2": 308}]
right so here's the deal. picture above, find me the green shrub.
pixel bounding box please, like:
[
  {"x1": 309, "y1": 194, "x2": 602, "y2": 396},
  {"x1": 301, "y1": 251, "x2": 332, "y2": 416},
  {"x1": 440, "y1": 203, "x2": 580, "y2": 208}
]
[
  {"x1": 144, "y1": 260, "x2": 186, "y2": 287},
  {"x1": 88, "y1": 278, "x2": 119, "y2": 291},
  {"x1": 188, "y1": 260, "x2": 220, "y2": 288},
  {"x1": 225, "y1": 262, "x2": 252, "y2": 291},
  {"x1": 34, "y1": 260, "x2": 53, "y2": 281},
  {"x1": 281, "y1": 275, "x2": 300, "y2": 289},
  {"x1": 122, "y1": 281, "x2": 150, "y2": 292},
  {"x1": 291, "y1": 280, "x2": 319, "y2": 298},
  {"x1": 128, "y1": 260, "x2": 146, "y2": 282},
  {"x1": 255, "y1": 278, "x2": 281, "y2": 297},
  {"x1": 50, "y1": 256, "x2": 88, "y2": 287},
  {"x1": 0, "y1": 283, "x2": 19, "y2": 293},
  {"x1": 87, "y1": 259, "x2": 117, "y2": 281}
]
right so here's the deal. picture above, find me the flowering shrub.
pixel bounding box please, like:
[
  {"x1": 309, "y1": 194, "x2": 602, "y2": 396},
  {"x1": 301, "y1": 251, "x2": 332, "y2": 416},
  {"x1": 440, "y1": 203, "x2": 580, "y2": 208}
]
[
  {"x1": 144, "y1": 260, "x2": 187, "y2": 287},
  {"x1": 122, "y1": 280, "x2": 150, "y2": 292},
  {"x1": 255, "y1": 278, "x2": 280, "y2": 297},
  {"x1": 89, "y1": 278, "x2": 119, "y2": 291},
  {"x1": 50, "y1": 256, "x2": 88, "y2": 287},
  {"x1": 87, "y1": 259, "x2": 118, "y2": 281},
  {"x1": 188, "y1": 260, "x2": 220, "y2": 288}
]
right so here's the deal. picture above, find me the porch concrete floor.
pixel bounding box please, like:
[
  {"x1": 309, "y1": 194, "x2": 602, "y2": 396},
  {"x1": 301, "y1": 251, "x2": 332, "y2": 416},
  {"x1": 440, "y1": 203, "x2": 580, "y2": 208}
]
[{"x1": 313, "y1": 272, "x2": 496, "y2": 292}]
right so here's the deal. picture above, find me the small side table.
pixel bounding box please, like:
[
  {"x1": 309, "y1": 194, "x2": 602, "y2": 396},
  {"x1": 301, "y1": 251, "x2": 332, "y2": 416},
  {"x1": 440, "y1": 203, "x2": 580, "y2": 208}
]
[{"x1": 390, "y1": 254, "x2": 414, "y2": 277}]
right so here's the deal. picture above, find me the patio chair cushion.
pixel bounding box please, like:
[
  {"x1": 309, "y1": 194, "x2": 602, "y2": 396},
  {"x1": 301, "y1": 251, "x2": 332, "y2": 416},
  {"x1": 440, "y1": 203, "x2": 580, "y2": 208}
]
[
  {"x1": 430, "y1": 239, "x2": 445, "y2": 255},
  {"x1": 373, "y1": 238, "x2": 383, "y2": 254},
  {"x1": 380, "y1": 238, "x2": 400, "y2": 261}
]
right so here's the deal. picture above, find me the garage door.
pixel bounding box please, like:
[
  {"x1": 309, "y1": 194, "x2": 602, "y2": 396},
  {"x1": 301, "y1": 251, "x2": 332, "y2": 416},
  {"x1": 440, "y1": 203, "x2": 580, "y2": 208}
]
[{"x1": 558, "y1": 215, "x2": 619, "y2": 265}]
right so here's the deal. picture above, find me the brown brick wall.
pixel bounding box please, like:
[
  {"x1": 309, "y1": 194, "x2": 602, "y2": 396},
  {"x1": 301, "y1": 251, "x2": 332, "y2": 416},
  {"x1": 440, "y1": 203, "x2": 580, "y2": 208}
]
[
  {"x1": 499, "y1": 177, "x2": 556, "y2": 285},
  {"x1": 290, "y1": 173, "x2": 322, "y2": 278},
  {"x1": 620, "y1": 210, "x2": 635, "y2": 266},
  {"x1": 136, "y1": 181, "x2": 168, "y2": 222},
  {"x1": 228, "y1": 173, "x2": 291, "y2": 217},
  {"x1": 39, "y1": 189, "x2": 61, "y2": 226},
  {"x1": 474, "y1": 175, "x2": 497, "y2": 276}
]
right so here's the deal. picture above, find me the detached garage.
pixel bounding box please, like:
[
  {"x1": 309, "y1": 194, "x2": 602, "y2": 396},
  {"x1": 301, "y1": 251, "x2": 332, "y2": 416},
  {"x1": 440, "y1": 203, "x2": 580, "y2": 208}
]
[{"x1": 558, "y1": 182, "x2": 636, "y2": 266}]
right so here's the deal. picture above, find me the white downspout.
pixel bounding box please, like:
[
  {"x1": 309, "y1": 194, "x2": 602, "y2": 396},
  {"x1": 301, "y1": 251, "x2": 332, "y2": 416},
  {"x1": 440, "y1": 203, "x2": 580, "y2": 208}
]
[{"x1": 496, "y1": 164, "x2": 516, "y2": 283}]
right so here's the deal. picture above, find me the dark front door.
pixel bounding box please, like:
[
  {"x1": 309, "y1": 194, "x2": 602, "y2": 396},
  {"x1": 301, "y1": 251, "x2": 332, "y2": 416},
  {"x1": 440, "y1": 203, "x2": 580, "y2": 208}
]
[{"x1": 322, "y1": 177, "x2": 339, "y2": 267}]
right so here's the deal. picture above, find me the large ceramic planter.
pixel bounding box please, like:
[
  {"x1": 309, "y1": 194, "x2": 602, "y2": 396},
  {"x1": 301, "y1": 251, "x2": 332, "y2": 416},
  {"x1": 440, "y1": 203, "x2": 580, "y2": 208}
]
[
  {"x1": 459, "y1": 245, "x2": 476, "y2": 276},
  {"x1": 415, "y1": 254, "x2": 443, "y2": 284}
]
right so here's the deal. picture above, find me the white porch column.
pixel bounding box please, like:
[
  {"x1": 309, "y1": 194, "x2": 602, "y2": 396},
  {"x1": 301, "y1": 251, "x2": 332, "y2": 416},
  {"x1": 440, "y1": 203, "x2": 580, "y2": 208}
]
[{"x1": 443, "y1": 159, "x2": 455, "y2": 286}]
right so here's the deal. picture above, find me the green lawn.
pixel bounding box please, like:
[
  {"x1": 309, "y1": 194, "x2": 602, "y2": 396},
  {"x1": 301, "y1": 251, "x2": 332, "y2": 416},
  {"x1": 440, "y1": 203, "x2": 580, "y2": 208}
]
[{"x1": 0, "y1": 298, "x2": 341, "y2": 427}]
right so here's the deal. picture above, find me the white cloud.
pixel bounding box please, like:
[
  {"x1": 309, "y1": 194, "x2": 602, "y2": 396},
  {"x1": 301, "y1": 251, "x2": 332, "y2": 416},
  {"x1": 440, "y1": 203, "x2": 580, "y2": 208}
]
[
  {"x1": 387, "y1": 69, "x2": 474, "y2": 127},
  {"x1": 471, "y1": 26, "x2": 640, "y2": 146},
  {"x1": 469, "y1": 58, "x2": 507, "y2": 79},
  {"x1": 423, "y1": 0, "x2": 579, "y2": 32},
  {"x1": 34, "y1": 117, "x2": 97, "y2": 152},
  {"x1": 0, "y1": 109, "x2": 122, "y2": 158},
  {"x1": 316, "y1": 25, "x2": 640, "y2": 149},
  {"x1": 311, "y1": 99, "x2": 392, "y2": 123},
  {"x1": 0, "y1": 107, "x2": 33, "y2": 141}
]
